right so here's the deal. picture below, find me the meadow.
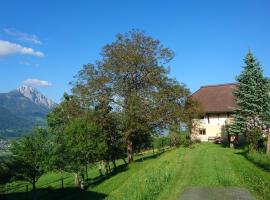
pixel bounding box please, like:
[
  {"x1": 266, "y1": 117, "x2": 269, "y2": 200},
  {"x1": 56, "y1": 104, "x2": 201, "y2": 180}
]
[{"x1": 2, "y1": 143, "x2": 270, "y2": 200}]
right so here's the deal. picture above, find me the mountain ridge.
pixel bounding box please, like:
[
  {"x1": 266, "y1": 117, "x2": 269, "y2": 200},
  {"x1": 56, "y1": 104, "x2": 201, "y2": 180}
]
[
  {"x1": 17, "y1": 85, "x2": 56, "y2": 109},
  {"x1": 0, "y1": 86, "x2": 56, "y2": 139}
]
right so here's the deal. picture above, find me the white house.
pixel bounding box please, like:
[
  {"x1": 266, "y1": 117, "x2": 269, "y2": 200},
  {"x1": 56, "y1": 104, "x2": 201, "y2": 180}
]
[{"x1": 191, "y1": 83, "x2": 237, "y2": 142}]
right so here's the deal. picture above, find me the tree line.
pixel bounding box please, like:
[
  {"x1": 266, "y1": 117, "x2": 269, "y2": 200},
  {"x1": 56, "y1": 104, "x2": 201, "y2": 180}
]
[
  {"x1": 0, "y1": 30, "x2": 200, "y2": 198},
  {"x1": 2, "y1": 31, "x2": 269, "y2": 200}
]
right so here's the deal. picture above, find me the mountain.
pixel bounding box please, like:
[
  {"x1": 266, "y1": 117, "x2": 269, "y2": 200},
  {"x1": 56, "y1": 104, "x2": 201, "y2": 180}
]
[
  {"x1": 17, "y1": 85, "x2": 56, "y2": 109},
  {"x1": 0, "y1": 86, "x2": 56, "y2": 139},
  {"x1": 0, "y1": 106, "x2": 32, "y2": 139}
]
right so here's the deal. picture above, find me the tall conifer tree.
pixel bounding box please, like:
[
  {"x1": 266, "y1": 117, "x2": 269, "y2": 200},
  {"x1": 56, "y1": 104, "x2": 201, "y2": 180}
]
[{"x1": 230, "y1": 52, "x2": 270, "y2": 151}]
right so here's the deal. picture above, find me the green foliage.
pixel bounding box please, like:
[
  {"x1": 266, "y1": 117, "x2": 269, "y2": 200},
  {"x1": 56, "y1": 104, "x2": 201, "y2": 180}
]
[
  {"x1": 245, "y1": 117, "x2": 268, "y2": 151},
  {"x1": 64, "y1": 116, "x2": 107, "y2": 174},
  {"x1": 9, "y1": 128, "x2": 50, "y2": 190},
  {"x1": 0, "y1": 155, "x2": 17, "y2": 185},
  {"x1": 230, "y1": 52, "x2": 270, "y2": 138},
  {"x1": 246, "y1": 128, "x2": 265, "y2": 152},
  {"x1": 4, "y1": 144, "x2": 270, "y2": 200},
  {"x1": 153, "y1": 136, "x2": 170, "y2": 150},
  {"x1": 72, "y1": 30, "x2": 190, "y2": 162},
  {"x1": 0, "y1": 91, "x2": 50, "y2": 139},
  {"x1": 183, "y1": 98, "x2": 203, "y2": 134},
  {"x1": 47, "y1": 93, "x2": 84, "y2": 175},
  {"x1": 0, "y1": 106, "x2": 32, "y2": 138},
  {"x1": 94, "y1": 100, "x2": 126, "y2": 168},
  {"x1": 168, "y1": 124, "x2": 192, "y2": 147},
  {"x1": 168, "y1": 124, "x2": 181, "y2": 147}
]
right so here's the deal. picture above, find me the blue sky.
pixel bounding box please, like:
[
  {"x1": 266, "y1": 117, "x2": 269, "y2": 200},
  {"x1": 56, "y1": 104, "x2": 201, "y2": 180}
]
[{"x1": 0, "y1": 0, "x2": 269, "y2": 103}]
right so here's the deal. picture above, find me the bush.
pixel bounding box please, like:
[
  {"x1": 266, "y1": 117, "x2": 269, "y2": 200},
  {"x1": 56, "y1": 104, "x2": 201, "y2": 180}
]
[
  {"x1": 246, "y1": 128, "x2": 265, "y2": 152},
  {"x1": 153, "y1": 136, "x2": 170, "y2": 150},
  {"x1": 169, "y1": 132, "x2": 180, "y2": 147},
  {"x1": 0, "y1": 155, "x2": 17, "y2": 185},
  {"x1": 177, "y1": 132, "x2": 194, "y2": 147}
]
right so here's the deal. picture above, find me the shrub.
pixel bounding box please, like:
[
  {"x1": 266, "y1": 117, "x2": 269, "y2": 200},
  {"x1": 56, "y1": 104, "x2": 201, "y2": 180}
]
[
  {"x1": 246, "y1": 128, "x2": 265, "y2": 152},
  {"x1": 246, "y1": 116, "x2": 268, "y2": 152},
  {"x1": 153, "y1": 136, "x2": 169, "y2": 150},
  {"x1": 179, "y1": 133, "x2": 193, "y2": 147}
]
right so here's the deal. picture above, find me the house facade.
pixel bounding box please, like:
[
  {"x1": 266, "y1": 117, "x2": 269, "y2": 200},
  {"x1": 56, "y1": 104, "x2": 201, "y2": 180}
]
[{"x1": 191, "y1": 83, "x2": 237, "y2": 142}]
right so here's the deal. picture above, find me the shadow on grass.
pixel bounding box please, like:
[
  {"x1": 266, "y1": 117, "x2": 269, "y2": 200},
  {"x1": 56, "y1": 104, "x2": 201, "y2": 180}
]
[
  {"x1": 234, "y1": 150, "x2": 270, "y2": 172},
  {"x1": 86, "y1": 151, "x2": 165, "y2": 188},
  {"x1": 218, "y1": 140, "x2": 246, "y2": 149},
  {"x1": 0, "y1": 187, "x2": 107, "y2": 200},
  {"x1": 85, "y1": 163, "x2": 129, "y2": 189},
  {"x1": 135, "y1": 151, "x2": 164, "y2": 162}
]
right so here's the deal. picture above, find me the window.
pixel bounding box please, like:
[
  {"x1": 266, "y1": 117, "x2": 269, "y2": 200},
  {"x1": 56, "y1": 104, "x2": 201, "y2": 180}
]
[{"x1": 199, "y1": 129, "x2": 206, "y2": 135}]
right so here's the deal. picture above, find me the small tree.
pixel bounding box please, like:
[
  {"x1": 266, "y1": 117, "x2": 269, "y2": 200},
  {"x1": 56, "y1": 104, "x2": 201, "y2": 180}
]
[
  {"x1": 64, "y1": 116, "x2": 106, "y2": 188},
  {"x1": 168, "y1": 124, "x2": 181, "y2": 147},
  {"x1": 183, "y1": 98, "x2": 203, "y2": 136},
  {"x1": 10, "y1": 128, "x2": 49, "y2": 200},
  {"x1": 47, "y1": 93, "x2": 84, "y2": 187},
  {"x1": 230, "y1": 52, "x2": 270, "y2": 150}
]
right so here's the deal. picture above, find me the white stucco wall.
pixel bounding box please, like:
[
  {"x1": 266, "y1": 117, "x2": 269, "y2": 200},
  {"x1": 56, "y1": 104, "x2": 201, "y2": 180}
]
[{"x1": 192, "y1": 113, "x2": 233, "y2": 141}]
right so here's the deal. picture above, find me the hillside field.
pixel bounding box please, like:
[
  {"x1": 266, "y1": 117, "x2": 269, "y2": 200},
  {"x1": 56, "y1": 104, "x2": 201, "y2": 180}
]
[{"x1": 2, "y1": 143, "x2": 270, "y2": 200}]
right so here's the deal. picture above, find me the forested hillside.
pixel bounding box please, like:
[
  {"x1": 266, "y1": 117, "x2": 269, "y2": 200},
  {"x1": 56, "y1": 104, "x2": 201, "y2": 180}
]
[{"x1": 0, "y1": 87, "x2": 55, "y2": 139}]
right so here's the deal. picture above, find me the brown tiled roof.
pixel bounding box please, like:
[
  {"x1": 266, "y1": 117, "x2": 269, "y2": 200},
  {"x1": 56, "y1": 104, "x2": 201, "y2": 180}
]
[{"x1": 191, "y1": 83, "x2": 238, "y2": 113}]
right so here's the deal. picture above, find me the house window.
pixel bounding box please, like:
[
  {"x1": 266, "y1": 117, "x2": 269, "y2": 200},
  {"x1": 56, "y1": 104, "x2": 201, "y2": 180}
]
[{"x1": 199, "y1": 129, "x2": 206, "y2": 135}]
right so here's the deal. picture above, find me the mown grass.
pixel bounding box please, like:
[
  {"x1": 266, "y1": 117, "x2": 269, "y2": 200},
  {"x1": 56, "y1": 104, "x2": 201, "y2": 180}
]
[{"x1": 2, "y1": 143, "x2": 270, "y2": 200}]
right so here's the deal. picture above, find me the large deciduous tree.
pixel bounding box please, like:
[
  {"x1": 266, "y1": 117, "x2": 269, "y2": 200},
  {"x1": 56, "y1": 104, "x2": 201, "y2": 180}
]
[
  {"x1": 72, "y1": 30, "x2": 190, "y2": 163},
  {"x1": 230, "y1": 52, "x2": 270, "y2": 151}
]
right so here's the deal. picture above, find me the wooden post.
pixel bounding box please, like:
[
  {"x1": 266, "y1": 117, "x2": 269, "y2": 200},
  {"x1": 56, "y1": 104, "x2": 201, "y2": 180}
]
[
  {"x1": 267, "y1": 133, "x2": 270, "y2": 154},
  {"x1": 127, "y1": 139, "x2": 133, "y2": 163},
  {"x1": 229, "y1": 134, "x2": 235, "y2": 148},
  {"x1": 61, "y1": 175, "x2": 64, "y2": 189}
]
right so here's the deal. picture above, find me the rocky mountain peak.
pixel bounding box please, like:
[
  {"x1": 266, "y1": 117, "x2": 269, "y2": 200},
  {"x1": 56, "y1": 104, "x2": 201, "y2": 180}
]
[{"x1": 17, "y1": 85, "x2": 56, "y2": 109}]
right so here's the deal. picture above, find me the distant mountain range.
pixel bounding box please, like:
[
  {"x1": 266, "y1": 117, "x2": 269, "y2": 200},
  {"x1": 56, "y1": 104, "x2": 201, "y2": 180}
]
[{"x1": 0, "y1": 86, "x2": 56, "y2": 139}]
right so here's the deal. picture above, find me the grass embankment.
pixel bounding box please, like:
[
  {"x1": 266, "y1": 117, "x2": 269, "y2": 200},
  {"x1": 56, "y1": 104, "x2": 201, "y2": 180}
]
[{"x1": 2, "y1": 143, "x2": 270, "y2": 200}]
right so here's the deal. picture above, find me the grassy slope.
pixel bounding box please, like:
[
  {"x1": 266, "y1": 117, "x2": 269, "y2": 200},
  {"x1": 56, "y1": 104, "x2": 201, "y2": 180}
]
[
  {"x1": 158, "y1": 143, "x2": 270, "y2": 200},
  {"x1": 2, "y1": 143, "x2": 270, "y2": 200}
]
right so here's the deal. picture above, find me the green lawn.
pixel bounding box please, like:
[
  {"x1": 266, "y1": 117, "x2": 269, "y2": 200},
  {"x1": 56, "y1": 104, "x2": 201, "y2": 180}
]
[{"x1": 2, "y1": 143, "x2": 270, "y2": 200}]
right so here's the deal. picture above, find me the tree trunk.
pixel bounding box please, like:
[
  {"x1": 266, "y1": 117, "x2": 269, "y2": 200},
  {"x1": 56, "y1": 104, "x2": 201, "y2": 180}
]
[
  {"x1": 85, "y1": 165, "x2": 88, "y2": 180},
  {"x1": 32, "y1": 181, "x2": 36, "y2": 191},
  {"x1": 61, "y1": 172, "x2": 64, "y2": 189},
  {"x1": 98, "y1": 161, "x2": 103, "y2": 176},
  {"x1": 74, "y1": 173, "x2": 80, "y2": 187},
  {"x1": 267, "y1": 133, "x2": 270, "y2": 154},
  {"x1": 229, "y1": 134, "x2": 235, "y2": 148},
  {"x1": 127, "y1": 139, "x2": 133, "y2": 163},
  {"x1": 112, "y1": 160, "x2": 117, "y2": 170},
  {"x1": 108, "y1": 162, "x2": 111, "y2": 171},
  {"x1": 32, "y1": 181, "x2": 37, "y2": 200}
]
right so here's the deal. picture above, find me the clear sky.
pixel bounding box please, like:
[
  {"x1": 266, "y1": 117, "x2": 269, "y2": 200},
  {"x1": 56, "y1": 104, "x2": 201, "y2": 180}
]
[{"x1": 0, "y1": 0, "x2": 269, "y2": 103}]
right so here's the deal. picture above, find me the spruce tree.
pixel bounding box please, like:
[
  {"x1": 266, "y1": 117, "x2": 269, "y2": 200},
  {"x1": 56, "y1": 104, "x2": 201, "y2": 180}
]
[{"x1": 230, "y1": 52, "x2": 270, "y2": 150}]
